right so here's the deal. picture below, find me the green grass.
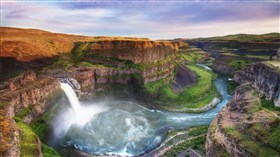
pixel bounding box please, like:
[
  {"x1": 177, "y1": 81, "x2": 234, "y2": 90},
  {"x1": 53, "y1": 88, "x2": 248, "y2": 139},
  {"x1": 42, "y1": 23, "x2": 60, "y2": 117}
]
[
  {"x1": 17, "y1": 121, "x2": 41, "y2": 157},
  {"x1": 245, "y1": 55, "x2": 270, "y2": 60},
  {"x1": 181, "y1": 52, "x2": 204, "y2": 63},
  {"x1": 260, "y1": 96, "x2": 280, "y2": 111},
  {"x1": 71, "y1": 42, "x2": 90, "y2": 63},
  {"x1": 188, "y1": 125, "x2": 209, "y2": 136},
  {"x1": 224, "y1": 125, "x2": 280, "y2": 157},
  {"x1": 162, "y1": 134, "x2": 207, "y2": 157},
  {"x1": 144, "y1": 75, "x2": 172, "y2": 94},
  {"x1": 159, "y1": 125, "x2": 209, "y2": 157},
  {"x1": 50, "y1": 55, "x2": 74, "y2": 69},
  {"x1": 192, "y1": 33, "x2": 280, "y2": 42},
  {"x1": 178, "y1": 65, "x2": 213, "y2": 99},
  {"x1": 143, "y1": 54, "x2": 177, "y2": 69},
  {"x1": 246, "y1": 122, "x2": 280, "y2": 152},
  {"x1": 267, "y1": 124, "x2": 280, "y2": 151},
  {"x1": 155, "y1": 64, "x2": 218, "y2": 110},
  {"x1": 204, "y1": 57, "x2": 215, "y2": 67},
  {"x1": 227, "y1": 81, "x2": 239, "y2": 95},
  {"x1": 14, "y1": 103, "x2": 61, "y2": 157},
  {"x1": 42, "y1": 143, "x2": 60, "y2": 157},
  {"x1": 228, "y1": 59, "x2": 251, "y2": 70},
  {"x1": 16, "y1": 121, "x2": 61, "y2": 157},
  {"x1": 30, "y1": 102, "x2": 60, "y2": 139}
]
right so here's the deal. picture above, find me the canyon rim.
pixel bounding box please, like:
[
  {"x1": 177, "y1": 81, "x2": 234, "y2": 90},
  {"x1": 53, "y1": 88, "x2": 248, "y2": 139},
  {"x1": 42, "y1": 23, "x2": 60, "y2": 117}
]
[{"x1": 0, "y1": 1, "x2": 280, "y2": 157}]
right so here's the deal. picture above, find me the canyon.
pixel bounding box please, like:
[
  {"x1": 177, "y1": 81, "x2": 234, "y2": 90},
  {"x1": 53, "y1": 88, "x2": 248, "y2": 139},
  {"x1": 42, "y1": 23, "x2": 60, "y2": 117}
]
[
  {"x1": 206, "y1": 62, "x2": 280, "y2": 157},
  {"x1": 0, "y1": 27, "x2": 195, "y2": 157},
  {"x1": 0, "y1": 27, "x2": 280, "y2": 157}
]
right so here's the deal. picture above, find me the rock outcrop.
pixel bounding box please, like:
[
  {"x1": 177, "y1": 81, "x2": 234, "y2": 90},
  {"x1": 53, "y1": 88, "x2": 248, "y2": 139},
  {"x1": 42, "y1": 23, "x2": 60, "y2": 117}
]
[
  {"x1": 210, "y1": 55, "x2": 263, "y2": 76},
  {"x1": 206, "y1": 85, "x2": 280, "y2": 157},
  {"x1": 234, "y1": 62, "x2": 280, "y2": 107},
  {"x1": 206, "y1": 61, "x2": 280, "y2": 156},
  {"x1": 88, "y1": 40, "x2": 180, "y2": 64},
  {"x1": 211, "y1": 58, "x2": 236, "y2": 76},
  {"x1": 0, "y1": 27, "x2": 181, "y2": 64},
  {"x1": 0, "y1": 71, "x2": 61, "y2": 156}
]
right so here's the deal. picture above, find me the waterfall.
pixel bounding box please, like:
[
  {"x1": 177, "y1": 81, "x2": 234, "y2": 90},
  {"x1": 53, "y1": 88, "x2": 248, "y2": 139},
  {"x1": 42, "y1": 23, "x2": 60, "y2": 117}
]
[{"x1": 60, "y1": 82, "x2": 81, "y2": 116}]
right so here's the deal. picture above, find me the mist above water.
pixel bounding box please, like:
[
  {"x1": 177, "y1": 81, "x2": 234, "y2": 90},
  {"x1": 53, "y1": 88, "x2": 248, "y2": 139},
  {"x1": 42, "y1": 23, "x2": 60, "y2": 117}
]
[
  {"x1": 53, "y1": 77, "x2": 231, "y2": 156},
  {"x1": 54, "y1": 83, "x2": 109, "y2": 138}
]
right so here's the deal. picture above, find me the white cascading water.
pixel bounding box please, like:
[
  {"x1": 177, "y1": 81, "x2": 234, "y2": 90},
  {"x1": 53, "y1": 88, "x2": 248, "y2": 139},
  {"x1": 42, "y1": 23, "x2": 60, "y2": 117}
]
[
  {"x1": 50, "y1": 71, "x2": 232, "y2": 156},
  {"x1": 60, "y1": 83, "x2": 81, "y2": 116},
  {"x1": 53, "y1": 82, "x2": 109, "y2": 139}
]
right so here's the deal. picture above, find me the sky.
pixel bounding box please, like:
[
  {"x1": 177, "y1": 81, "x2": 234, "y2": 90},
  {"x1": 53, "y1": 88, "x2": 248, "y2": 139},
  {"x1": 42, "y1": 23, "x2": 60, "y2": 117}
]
[{"x1": 1, "y1": 0, "x2": 279, "y2": 39}]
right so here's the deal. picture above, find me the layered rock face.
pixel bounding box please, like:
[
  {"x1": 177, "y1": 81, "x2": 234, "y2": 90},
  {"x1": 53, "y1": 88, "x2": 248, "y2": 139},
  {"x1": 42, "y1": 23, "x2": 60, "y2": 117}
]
[
  {"x1": 72, "y1": 67, "x2": 140, "y2": 92},
  {"x1": 206, "y1": 62, "x2": 280, "y2": 156},
  {"x1": 188, "y1": 40, "x2": 279, "y2": 52},
  {"x1": 210, "y1": 54, "x2": 263, "y2": 76},
  {"x1": 0, "y1": 27, "x2": 154, "y2": 62},
  {"x1": 88, "y1": 40, "x2": 180, "y2": 64},
  {"x1": 206, "y1": 85, "x2": 280, "y2": 157},
  {"x1": 0, "y1": 71, "x2": 61, "y2": 156},
  {"x1": 234, "y1": 62, "x2": 280, "y2": 107},
  {"x1": 211, "y1": 57, "x2": 236, "y2": 76}
]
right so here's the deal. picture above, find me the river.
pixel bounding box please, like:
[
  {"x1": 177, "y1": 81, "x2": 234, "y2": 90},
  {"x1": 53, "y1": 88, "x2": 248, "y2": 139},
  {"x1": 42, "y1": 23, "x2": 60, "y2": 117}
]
[{"x1": 51, "y1": 76, "x2": 231, "y2": 156}]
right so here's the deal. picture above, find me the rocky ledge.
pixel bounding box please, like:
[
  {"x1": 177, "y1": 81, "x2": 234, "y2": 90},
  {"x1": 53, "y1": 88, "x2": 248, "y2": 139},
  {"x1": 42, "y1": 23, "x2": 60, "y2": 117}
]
[
  {"x1": 206, "y1": 84, "x2": 280, "y2": 157},
  {"x1": 88, "y1": 40, "x2": 182, "y2": 64},
  {"x1": 0, "y1": 71, "x2": 61, "y2": 157},
  {"x1": 206, "y1": 61, "x2": 280, "y2": 157},
  {"x1": 234, "y1": 62, "x2": 280, "y2": 107}
]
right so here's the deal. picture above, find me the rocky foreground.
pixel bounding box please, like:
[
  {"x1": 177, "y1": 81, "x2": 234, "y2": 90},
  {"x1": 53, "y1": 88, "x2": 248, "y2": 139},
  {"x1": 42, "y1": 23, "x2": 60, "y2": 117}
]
[
  {"x1": 0, "y1": 27, "x2": 215, "y2": 157},
  {"x1": 206, "y1": 62, "x2": 280, "y2": 157},
  {"x1": 1, "y1": 27, "x2": 279, "y2": 157}
]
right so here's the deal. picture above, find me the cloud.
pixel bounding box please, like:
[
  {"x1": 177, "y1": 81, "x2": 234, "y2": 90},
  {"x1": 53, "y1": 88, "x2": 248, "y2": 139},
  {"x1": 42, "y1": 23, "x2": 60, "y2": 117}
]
[{"x1": 1, "y1": 1, "x2": 279, "y2": 39}]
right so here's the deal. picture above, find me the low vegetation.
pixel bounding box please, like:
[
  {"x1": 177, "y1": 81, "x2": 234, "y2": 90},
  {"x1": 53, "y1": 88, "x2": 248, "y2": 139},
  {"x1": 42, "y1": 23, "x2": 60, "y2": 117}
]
[
  {"x1": 161, "y1": 125, "x2": 209, "y2": 157},
  {"x1": 179, "y1": 47, "x2": 206, "y2": 63},
  {"x1": 227, "y1": 80, "x2": 239, "y2": 95},
  {"x1": 181, "y1": 52, "x2": 204, "y2": 63},
  {"x1": 16, "y1": 121, "x2": 41, "y2": 157},
  {"x1": 260, "y1": 96, "x2": 280, "y2": 111},
  {"x1": 190, "y1": 33, "x2": 280, "y2": 43},
  {"x1": 224, "y1": 125, "x2": 280, "y2": 157},
  {"x1": 155, "y1": 64, "x2": 218, "y2": 110},
  {"x1": 144, "y1": 75, "x2": 173, "y2": 94},
  {"x1": 228, "y1": 59, "x2": 251, "y2": 70},
  {"x1": 13, "y1": 104, "x2": 61, "y2": 157}
]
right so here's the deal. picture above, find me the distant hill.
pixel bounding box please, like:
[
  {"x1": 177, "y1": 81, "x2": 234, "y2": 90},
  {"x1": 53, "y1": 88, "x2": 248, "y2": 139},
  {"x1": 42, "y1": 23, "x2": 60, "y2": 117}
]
[
  {"x1": 187, "y1": 33, "x2": 280, "y2": 42},
  {"x1": 0, "y1": 27, "x2": 150, "y2": 61}
]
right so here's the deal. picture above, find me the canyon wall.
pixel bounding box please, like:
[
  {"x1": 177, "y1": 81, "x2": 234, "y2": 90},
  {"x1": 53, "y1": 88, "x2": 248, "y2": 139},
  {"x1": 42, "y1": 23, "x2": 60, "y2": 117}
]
[
  {"x1": 234, "y1": 62, "x2": 280, "y2": 107},
  {"x1": 88, "y1": 40, "x2": 180, "y2": 64},
  {"x1": 0, "y1": 27, "x2": 181, "y2": 64},
  {"x1": 0, "y1": 27, "x2": 192, "y2": 157},
  {"x1": 206, "y1": 62, "x2": 280, "y2": 156},
  {"x1": 0, "y1": 71, "x2": 61, "y2": 157}
]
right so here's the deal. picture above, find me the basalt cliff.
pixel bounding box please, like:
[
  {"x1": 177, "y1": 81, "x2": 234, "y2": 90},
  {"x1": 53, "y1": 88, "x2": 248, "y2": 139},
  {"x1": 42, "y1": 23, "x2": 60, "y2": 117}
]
[
  {"x1": 0, "y1": 71, "x2": 61, "y2": 157},
  {"x1": 206, "y1": 62, "x2": 280, "y2": 157},
  {"x1": 0, "y1": 27, "x2": 198, "y2": 157},
  {"x1": 185, "y1": 33, "x2": 280, "y2": 76}
]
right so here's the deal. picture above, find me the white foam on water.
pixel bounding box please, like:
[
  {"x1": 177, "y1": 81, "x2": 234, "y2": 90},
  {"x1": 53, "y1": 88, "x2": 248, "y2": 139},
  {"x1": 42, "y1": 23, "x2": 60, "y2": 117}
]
[
  {"x1": 51, "y1": 77, "x2": 232, "y2": 156},
  {"x1": 53, "y1": 83, "x2": 109, "y2": 138}
]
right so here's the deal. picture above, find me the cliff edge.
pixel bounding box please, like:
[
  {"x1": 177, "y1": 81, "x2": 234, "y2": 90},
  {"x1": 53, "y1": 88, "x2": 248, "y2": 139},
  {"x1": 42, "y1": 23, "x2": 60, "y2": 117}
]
[{"x1": 206, "y1": 62, "x2": 280, "y2": 157}]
